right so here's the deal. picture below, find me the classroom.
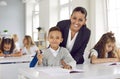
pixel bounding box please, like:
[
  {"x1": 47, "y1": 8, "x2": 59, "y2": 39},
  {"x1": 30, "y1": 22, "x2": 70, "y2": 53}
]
[{"x1": 0, "y1": 0, "x2": 120, "y2": 79}]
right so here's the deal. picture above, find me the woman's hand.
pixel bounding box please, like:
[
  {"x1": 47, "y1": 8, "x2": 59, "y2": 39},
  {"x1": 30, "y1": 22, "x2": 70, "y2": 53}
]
[{"x1": 61, "y1": 59, "x2": 72, "y2": 70}]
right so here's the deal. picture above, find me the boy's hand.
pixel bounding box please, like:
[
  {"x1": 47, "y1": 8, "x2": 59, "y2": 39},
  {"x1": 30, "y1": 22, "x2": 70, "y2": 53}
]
[
  {"x1": 61, "y1": 59, "x2": 72, "y2": 69},
  {"x1": 37, "y1": 51, "x2": 43, "y2": 65}
]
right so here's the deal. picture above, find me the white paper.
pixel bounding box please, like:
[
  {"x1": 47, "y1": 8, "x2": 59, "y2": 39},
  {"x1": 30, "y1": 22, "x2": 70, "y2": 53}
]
[{"x1": 37, "y1": 67, "x2": 83, "y2": 76}]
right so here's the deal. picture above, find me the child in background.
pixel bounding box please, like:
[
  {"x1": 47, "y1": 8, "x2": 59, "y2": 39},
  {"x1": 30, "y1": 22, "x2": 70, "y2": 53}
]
[
  {"x1": 12, "y1": 34, "x2": 20, "y2": 51},
  {"x1": 37, "y1": 26, "x2": 76, "y2": 69},
  {"x1": 0, "y1": 37, "x2": 1, "y2": 45},
  {"x1": 0, "y1": 37, "x2": 2, "y2": 53},
  {"x1": 22, "y1": 35, "x2": 39, "y2": 55},
  {"x1": 0, "y1": 37, "x2": 22, "y2": 57},
  {"x1": 89, "y1": 32, "x2": 119, "y2": 64}
]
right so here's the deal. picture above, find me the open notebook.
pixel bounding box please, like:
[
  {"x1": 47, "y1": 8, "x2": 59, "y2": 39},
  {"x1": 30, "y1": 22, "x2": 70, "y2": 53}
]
[{"x1": 35, "y1": 67, "x2": 84, "y2": 76}]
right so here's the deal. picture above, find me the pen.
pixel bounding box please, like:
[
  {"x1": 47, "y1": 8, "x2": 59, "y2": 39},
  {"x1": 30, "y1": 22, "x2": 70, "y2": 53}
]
[{"x1": 29, "y1": 50, "x2": 42, "y2": 67}]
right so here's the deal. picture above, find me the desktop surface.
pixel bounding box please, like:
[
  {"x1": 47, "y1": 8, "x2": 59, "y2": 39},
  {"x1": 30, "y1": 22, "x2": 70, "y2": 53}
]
[
  {"x1": 19, "y1": 62, "x2": 120, "y2": 79},
  {"x1": 0, "y1": 55, "x2": 32, "y2": 79}
]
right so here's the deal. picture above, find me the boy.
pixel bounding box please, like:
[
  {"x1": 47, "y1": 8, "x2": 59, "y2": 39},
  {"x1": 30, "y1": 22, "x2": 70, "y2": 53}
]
[{"x1": 37, "y1": 26, "x2": 76, "y2": 69}]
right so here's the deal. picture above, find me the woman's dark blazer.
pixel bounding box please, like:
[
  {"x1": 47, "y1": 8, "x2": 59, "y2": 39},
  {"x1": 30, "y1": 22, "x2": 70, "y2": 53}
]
[{"x1": 56, "y1": 20, "x2": 91, "y2": 64}]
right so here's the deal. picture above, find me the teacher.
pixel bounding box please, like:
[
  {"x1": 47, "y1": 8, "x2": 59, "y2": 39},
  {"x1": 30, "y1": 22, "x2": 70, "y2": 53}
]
[{"x1": 56, "y1": 6, "x2": 91, "y2": 64}]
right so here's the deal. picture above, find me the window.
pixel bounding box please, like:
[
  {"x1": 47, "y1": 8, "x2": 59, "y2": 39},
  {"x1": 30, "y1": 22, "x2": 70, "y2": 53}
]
[
  {"x1": 32, "y1": 4, "x2": 39, "y2": 41},
  {"x1": 59, "y1": 0, "x2": 72, "y2": 20},
  {"x1": 60, "y1": 0, "x2": 69, "y2": 5},
  {"x1": 107, "y1": 0, "x2": 120, "y2": 46},
  {"x1": 60, "y1": 7, "x2": 69, "y2": 20}
]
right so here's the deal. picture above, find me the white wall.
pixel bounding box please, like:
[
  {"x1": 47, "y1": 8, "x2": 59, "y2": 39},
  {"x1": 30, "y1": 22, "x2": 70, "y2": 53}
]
[
  {"x1": 39, "y1": 0, "x2": 59, "y2": 32},
  {"x1": 25, "y1": 1, "x2": 34, "y2": 36},
  {"x1": 49, "y1": 0, "x2": 59, "y2": 28},
  {"x1": 89, "y1": 0, "x2": 107, "y2": 47},
  {"x1": 0, "y1": 0, "x2": 25, "y2": 47},
  {"x1": 39, "y1": 0, "x2": 50, "y2": 32}
]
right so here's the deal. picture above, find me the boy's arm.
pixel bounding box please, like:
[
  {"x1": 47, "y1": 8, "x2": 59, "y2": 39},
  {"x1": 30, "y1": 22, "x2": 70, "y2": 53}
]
[
  {"x1": 61, "y1": 59, "x2": 72, "y2": 69},
  {"x1": 61, "y1": 48, "x2": 76, "y2": 69}
]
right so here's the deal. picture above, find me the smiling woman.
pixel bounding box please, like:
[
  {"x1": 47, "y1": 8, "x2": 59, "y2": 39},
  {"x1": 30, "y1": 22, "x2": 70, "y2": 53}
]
[{"x1": 56, "y1": 6, "x2": 91, "y2": 64}]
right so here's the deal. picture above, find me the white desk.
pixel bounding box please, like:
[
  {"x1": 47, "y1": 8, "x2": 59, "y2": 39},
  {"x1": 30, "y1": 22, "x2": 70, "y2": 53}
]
[
  {"x1": 0, "y1": 55, "x2": 32, "y2": 79},
  {"x1": 19, "y1": 63, "x2": 120, "y2": 79}
]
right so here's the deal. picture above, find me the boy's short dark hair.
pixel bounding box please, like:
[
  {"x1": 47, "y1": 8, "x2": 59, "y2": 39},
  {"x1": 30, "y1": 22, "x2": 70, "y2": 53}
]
[{"x1": 48, "y1": 26, "x2": 62, "y2": 37}]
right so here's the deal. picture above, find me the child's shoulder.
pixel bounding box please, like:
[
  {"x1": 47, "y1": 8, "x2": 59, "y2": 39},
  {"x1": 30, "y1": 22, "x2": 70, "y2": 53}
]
[
  {"x1": 60, "y1": 47, "x2": 68, "y2": 51},
  {"x1": 41, "y1": 48, "x2": 51, "y2": 54},
  {"x1": 89, "y1": 48, "x2": 98, "y2": 58},
  {"x1": 90, "y1": 49, "x2": 97, "y2": 53},
  {"x1": 59, "y1": 47, "x2": 70, "y2": 54}
]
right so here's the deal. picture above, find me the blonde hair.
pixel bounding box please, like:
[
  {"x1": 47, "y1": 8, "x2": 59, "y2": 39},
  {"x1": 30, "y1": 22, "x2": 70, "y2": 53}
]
[
  {"x1": 13, "y1": 34, "x2": 17, "y2": 37},
  {"x1": 12, "y1": 34, "x2": 18, "y2": 42},
  {"x1": 23, "y1": 35, "x2": 35, "y2": 48}
]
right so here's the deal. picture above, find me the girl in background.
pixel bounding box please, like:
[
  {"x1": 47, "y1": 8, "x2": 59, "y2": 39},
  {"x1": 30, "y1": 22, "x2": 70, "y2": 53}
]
[
  {"x1": 89, "y1": 32, "x2": 119, "y2": 64},
  {"x1": 22, "y1": 35, "x2": 39, "y2": 55},
  {"x1": 0, "y1": 37, "x2": 22, "y2": 57},
  {"x1": 12, "y1": 34, "x2": 20, "y2": 51}
]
